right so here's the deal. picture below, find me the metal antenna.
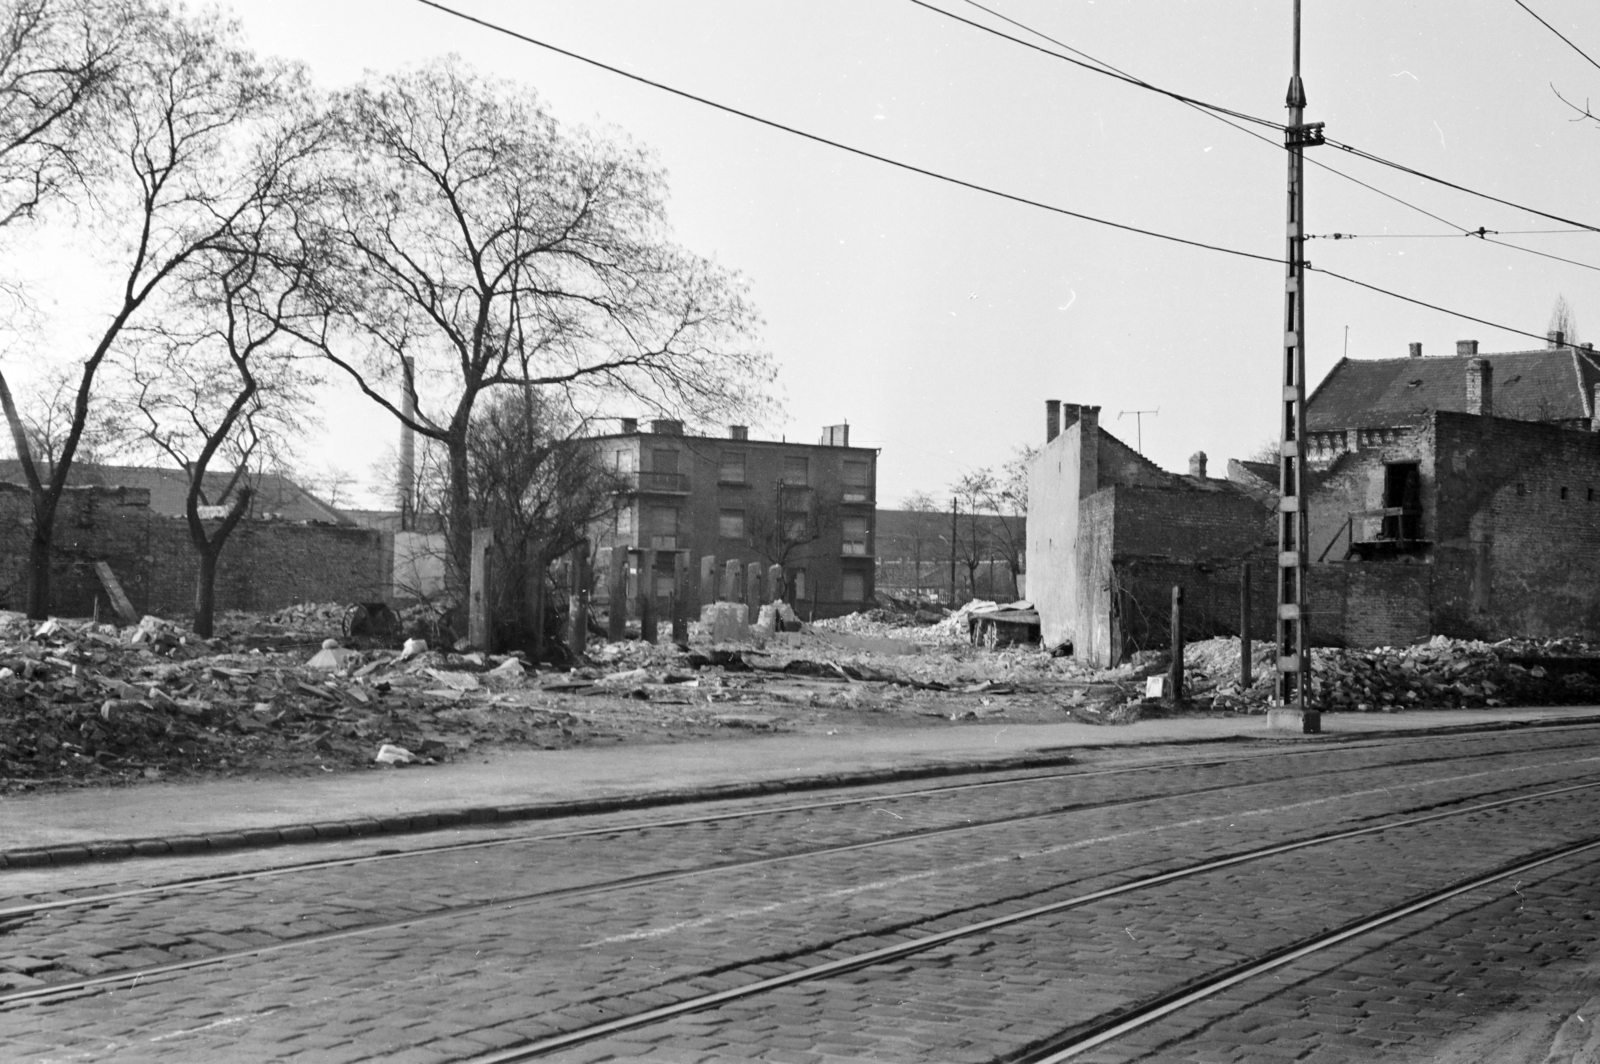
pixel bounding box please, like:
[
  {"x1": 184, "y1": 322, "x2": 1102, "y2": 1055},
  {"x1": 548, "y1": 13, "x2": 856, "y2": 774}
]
[
  {"x1": 1275, "y1": 0, "x2": 1324, "y2": 733},
  {"x1": 1118, "y1": 408, "x2": 1159, "y2": 454}
]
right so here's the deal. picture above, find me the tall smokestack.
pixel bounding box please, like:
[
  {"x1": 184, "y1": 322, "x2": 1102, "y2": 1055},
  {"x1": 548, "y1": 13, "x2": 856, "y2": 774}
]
[{"x1": 399, "y1": 356, "x2": 416, "y2": 531}]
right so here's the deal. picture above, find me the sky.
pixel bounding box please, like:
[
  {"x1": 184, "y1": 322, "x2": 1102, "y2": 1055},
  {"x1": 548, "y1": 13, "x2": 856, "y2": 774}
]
[{"x1": 11, "y1": 0, "x2": 1600, "y2": 508}]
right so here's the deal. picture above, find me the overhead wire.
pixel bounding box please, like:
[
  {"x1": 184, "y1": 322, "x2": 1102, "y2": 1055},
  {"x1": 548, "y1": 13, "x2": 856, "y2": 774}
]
[
  {"x1": 901, "y1": 0, "x2": 1286, "y2": 131},
  {"x1": 914, "y1": 0, "x2": 1600, "y2": 235},
  {"x1": 941, "y1": 0, "x2": 1600, "y2": 276},
  {"x1": 409, "y1": 0, "x2": 1549, "y2": 344},
  {"x1": 1512, "y1": 0, "x2": 1600, "y2": 73}
]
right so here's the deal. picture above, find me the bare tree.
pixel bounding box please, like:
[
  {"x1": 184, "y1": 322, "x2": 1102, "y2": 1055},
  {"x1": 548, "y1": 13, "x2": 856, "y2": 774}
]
[
  {"x1": 458, "y1": 387, "x2": 624, "y2": 646},
  {"x1": 950, "y1": 470, "x2": 993, "y2": 603},
  {"x1": 109, "y1": 184, "x2": 323, "y2": 636},
  {"x1": 974, "y1": 447, "x2": 1034, "y2": 599},
  {"x1": 1551, "y1": 294, "x2": 1580, "y2": 346},
  {"x1": 292, "y1": 58, "x2": 771, "y2": 597},
  {"x1": 898, "y1": 489, "x2": 943, "y2": 598},
  {"x1": 0, "y1": 0, "x2": 122, "y2": 235},
  {"x1": 747, "y1": 480, "x2": 838, "y2": 598},
  {"x1": 0, "y1": 5, "x2": 312, "y2": 618}
]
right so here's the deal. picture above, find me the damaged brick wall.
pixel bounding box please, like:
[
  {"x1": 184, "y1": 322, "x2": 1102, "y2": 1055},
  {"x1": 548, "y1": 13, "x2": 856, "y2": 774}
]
[
  {"x1": 1431, "y1": 412, "x2": 1600, "y2": 640},
  {"x1": 0, "y1": 483, "x2": 391, "y2": 618},
  {"x1": 1307, "y1": 413, "x2": 1600, "y2": 647},
  {"x1": 1076, "y1": 484, "x2": 1275, "y2": 666}
]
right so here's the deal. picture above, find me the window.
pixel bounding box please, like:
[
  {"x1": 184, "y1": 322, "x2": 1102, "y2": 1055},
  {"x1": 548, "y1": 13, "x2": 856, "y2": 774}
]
[
  {"x1": 613, "y1": 449, "x2": 635, "y2": 473},
  {"x1": 781, "y1": 487, "x2": 814, "y2": 513},
  {"x1": 1517, "y1": 483, "x2": 1527, "y2": 497},
  {"x1": 651, "y1": 448, "x2": 679, "y2": 474},
  {"x1": 647, "y1": 506, "x2": 678, "y2": 549},
  {"x1": 719, "y1": 509, "x2": 746, "y2": 540},
  {"x1": 842, "y1": 515, "x2": 869, "y2": 555},
  {"x1": 1381, "y1": 462, "x2": 1421, "y2": 541},
  {"x1": 1562, "y1": 486, "x2": 1570, "y2": 500},
  {"x1": 615, "y1": 508, "x2": 632, "y2": 534},
  {"x1": 843, "y1": 460, "x2": 871, "y2": 501},
  {"x1": 787, "y1": 568, "x2": 807, "y2": 601},
  {"x1": 783, "y1": 455, "x2": 809, "y2": 485},
  {"x1": 719, "y1": 452, "x2": 746, "y2": 484},
  {"x1": 842, "y1": 572, "x2": 866, "y2": 602}
]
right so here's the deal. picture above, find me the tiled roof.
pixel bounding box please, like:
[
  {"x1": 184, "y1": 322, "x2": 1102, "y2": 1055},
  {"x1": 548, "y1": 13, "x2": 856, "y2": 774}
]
[
  {"x1": 0, "y1": 461, "x2": 351, "y2": 524},
  {"x1": 1305, "y1": 348, "x2": 1600, "y2": 431}
]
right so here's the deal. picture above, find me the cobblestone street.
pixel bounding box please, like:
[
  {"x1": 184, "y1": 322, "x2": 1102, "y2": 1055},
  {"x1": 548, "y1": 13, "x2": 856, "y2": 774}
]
[{"x1": 7, "y1": 724, "x2": 1600, "y2": 1062}]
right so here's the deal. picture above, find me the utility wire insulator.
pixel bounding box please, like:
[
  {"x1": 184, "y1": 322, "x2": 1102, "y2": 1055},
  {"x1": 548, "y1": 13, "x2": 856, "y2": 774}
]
[{"x1": 1285, "y1": 122, "x2": 1326, "y2": 148}]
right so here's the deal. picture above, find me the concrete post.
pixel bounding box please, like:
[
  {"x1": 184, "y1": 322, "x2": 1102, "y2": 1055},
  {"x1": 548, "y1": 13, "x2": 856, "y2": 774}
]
[
  {"x1": 745, "y1": 562, "x2": 761, "y2": 622},
  {"x1": 468, "y1": 528, "x2": 494, "y2": 652},
  {"x1": 722, "y1": 559, "x2": 740, "y2": 602},
  {"x1": 1239, "y1": 562, "x2": 1252, "y2": 690},
  {"x1": 1169, "y1": 585, "x2": 1184, "y2": 705},
  {"x1": 638, "y1": 549, "x2": 657, "y2": 644},
  {"x1": 699, "y1": 555, "x2": 716, "y2": 611},
  {"x1": 768, "y1": 564, "x2": 784, "y2": 602},
  {"x1": 526, "y1": 545, "x2": 545, "y2": 664},
  {"x1": 607, "y1": 547, "x2": 628, "y2": 642},
  {"x1": 566, "y1": 540, "x2": 589, "y2": 656},
  {"x1": 672, "y1": 552, "x2": 690, "y2": 646}
]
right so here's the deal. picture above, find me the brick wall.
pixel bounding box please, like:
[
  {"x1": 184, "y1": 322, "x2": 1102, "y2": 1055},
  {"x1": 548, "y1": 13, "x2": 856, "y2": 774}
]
[
  {"x1": 0, "y1": 482, "x2": 390, "y2": 619},
  {"x1": 1431, "y1": 412, "x2": 1600, "y2": 639},
  {"x1": 1074, "y1": 484, "x2": 1275, "y2": 666}
]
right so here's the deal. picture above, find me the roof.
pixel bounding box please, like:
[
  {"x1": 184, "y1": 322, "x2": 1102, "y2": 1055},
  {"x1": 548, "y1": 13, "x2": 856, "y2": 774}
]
[
  {"x1": 0, "y1": 461, "x2": 351, "y2": 524},
  {"x1": 1306, "y1": 347, "x2": 1600, "y2": 431}
]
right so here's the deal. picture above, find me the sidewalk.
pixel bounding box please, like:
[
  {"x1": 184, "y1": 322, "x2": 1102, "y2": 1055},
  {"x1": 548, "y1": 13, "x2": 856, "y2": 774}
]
[{"x1": 4, "y1": 706, "x2": 1599, "y2": 868}]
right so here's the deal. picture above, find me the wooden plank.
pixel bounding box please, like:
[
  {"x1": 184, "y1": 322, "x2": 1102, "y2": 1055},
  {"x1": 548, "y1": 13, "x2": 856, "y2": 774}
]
[
  {"x1": 468, "y1": 528, "x2": 494, "y2": 651},
  {"x1": 93, "y1": 562, "x2": 139, "y2": 625}
]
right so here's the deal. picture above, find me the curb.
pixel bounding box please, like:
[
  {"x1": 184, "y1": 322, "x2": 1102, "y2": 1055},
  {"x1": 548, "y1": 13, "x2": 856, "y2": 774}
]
[
  {"x1": 5, "y1": 711, "x2": 1599, "y2": 872},
  {"x1": 0, "y1": 749, "x2": 1084, "y2": 871}
]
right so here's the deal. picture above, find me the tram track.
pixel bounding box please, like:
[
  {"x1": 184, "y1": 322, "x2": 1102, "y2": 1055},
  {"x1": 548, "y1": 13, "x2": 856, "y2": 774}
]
[
  {"x1": 4, "y1": 749, "x2": 1599, "y2": 1018},
  {"x1": 449, "y1": 778, "x2": 1600, "y2": 1062},
  {"x1": 6, "y1": 723, "x2": 1598, "y2": 921}
]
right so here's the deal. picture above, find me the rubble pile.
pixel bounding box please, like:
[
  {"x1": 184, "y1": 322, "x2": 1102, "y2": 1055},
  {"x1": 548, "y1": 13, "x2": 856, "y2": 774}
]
[{"x1": 1187, "y1": 634, "x2": 1600, "y2": 712}]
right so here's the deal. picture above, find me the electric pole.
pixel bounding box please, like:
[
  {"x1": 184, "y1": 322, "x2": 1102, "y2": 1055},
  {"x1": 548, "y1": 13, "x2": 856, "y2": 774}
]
[{"x1": 1273, "y1": 0, "x2": 1323, "y2": 733}]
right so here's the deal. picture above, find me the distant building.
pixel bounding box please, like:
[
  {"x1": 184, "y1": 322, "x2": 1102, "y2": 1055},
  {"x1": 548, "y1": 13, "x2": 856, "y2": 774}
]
[
  {"x1": 874, "y1": 508, "x2": 1024, "y2": 604},
  {"x1": 0, "y1": 461, "x2": 350, "y2": 524},
  {"x1": 589, "y1": 420, "x2": 878, "y2": 618}
]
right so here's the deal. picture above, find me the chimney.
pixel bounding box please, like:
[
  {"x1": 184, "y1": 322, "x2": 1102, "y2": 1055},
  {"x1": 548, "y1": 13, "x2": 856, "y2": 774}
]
[
  {"x1": 1078, "y1": 405, "x2": 1101, "y2": 498},
  {"x1": 1549, "y1": 330, "x2": 1566, "y2": 348},
  {"x1": 620, "y1": 417, "x2": 638, "y2": 434},
  {"x1": 650, "y1": 419, "x2": 683, "y2": 436},
  {"x1": 1408, "y1": 342, "x2": 1422, "y2": 359},
  {"x1": 1188, "y1": 451, "x2": 1208, "y2": 478},
  {"x1": 1466, "y1": 358, "x2": 1493, "y2": 417},
  {"x1": 1046, "y1": 399, "x2": 1061, "y2": 442},
  {"x1": 1457, "y1": 339, "x2": 1479, "y2": 357},
  {"x1": 398, "y1": 357, "x2": 415, "y2": 531},
  {"x1": 729, "y1": 425, "x2": 748, "y2": 440}
]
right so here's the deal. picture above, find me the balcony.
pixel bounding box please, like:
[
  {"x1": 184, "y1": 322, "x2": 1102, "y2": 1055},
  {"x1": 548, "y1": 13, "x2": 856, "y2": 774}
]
[
  {"x1": 1320, "y1": 507, "x2": 1429, "y2": 562},
  {"x1": 627, "y1": 471, "x2": 690, "y2": 495}
]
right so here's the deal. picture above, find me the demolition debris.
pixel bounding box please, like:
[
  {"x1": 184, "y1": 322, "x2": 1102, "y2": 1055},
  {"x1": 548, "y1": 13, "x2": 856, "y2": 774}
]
[{"x1": 3, "y1": 600, "x2": 1598, "y2": 793}]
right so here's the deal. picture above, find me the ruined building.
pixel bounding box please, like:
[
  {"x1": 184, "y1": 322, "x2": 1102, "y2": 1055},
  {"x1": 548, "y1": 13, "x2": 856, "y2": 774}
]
[
  {"x1": 1227, "y1": 337, "x2": 1600, "y2": 645},
  {"x1": 1026, "y1": 402, "x2": 1274, "y2": 666},
  {"x1": 590, "y1": 420, "x2": 878, "y2": 618}
]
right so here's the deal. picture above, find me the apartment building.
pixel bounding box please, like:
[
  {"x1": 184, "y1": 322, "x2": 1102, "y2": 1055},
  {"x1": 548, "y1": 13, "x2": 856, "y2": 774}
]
[{"x1": 590, "y1": 419, "x2": 879, "y2": 618}]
